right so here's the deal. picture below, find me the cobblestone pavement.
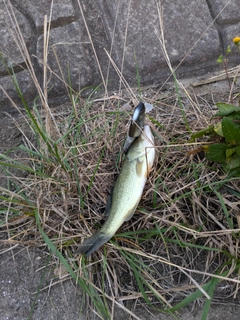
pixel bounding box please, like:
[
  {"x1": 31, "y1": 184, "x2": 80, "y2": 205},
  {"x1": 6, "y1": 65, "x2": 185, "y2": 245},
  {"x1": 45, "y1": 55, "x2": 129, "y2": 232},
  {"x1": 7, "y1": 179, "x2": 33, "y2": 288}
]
[{"x1": 0, "y1": 0, "x2": 240, "y2": 112}]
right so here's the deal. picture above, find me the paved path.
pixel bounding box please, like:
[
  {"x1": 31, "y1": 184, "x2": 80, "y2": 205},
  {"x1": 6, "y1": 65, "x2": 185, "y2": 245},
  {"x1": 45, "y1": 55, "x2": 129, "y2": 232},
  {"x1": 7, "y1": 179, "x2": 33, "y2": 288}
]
[{"x1": 0, "y1": 0, "x2": 240, "y2": 112}]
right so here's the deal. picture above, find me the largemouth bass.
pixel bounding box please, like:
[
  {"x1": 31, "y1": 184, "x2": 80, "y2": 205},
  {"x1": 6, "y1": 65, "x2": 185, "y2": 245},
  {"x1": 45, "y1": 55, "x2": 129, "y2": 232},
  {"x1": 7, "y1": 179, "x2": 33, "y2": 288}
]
[{"x1": 75, "y1": 104, "x2": 155, "y2": 257}]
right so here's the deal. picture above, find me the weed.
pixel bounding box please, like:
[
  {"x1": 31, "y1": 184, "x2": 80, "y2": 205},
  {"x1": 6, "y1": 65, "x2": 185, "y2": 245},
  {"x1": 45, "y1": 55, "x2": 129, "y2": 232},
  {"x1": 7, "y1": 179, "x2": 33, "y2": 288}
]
[{"x1": 1, "y1": 2, "x2": 240, "y2": 320}]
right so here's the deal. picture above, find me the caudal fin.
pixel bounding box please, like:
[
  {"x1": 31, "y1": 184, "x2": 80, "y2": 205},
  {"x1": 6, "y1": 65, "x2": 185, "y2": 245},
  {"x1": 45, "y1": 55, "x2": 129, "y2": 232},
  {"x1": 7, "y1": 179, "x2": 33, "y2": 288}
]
[{"x1": 75, "y1": 232, "x2": 112, "y2": 257}]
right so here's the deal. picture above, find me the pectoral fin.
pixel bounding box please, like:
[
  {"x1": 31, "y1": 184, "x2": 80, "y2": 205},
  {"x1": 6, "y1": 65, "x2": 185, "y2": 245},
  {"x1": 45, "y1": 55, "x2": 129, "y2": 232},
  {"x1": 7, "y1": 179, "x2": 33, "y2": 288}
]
[
  {"x1": 124, "y1": 200, "x2": 141, "y2": 221},
  {"x1": 75, "y1": 232, "x2": 112, "y2": 257}
]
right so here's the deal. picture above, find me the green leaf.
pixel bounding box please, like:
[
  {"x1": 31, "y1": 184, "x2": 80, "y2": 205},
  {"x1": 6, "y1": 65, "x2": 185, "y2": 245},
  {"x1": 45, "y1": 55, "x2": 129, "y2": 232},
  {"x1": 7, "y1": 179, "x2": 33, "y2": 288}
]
[
  {"x1": 236, "y1": 146, "x2": 240, "y2": 156},
  {"x1": 222, "y1": 117, "x2": 240, "y2": 144},
  {"x1": 214, "y1": 122, "x2": 223, "y2": 137},
  {"x1": 189, "y1": 125, "x2": 214, "y2": 142},
  {"x1": 216, "y1": 55, "x2": 223, "y2": 63},
  {"x1": 148, "y1": 115, "x2": 164, "y2": 129},
  {"x1": 205, "y1": 143, "x2": 228, "y2": 162},
  {"x1": 225, "y1": 153, "x2": 240, "y2": 170},
  {"x1": 226, "y1": 147, "x2": 236, "y2": 159},
  {"x1": 226, "y1": 45, "x2": 231, "y2": 54},
  {"x1": 227, "y1": 113, "x2": 240, "y2": 121},
  {"x1": 214, "y1": 103, "x2": 240, "y2": 116},
  {"x1": 227, "y1": 167, "x2": 240, "y2": 177}
]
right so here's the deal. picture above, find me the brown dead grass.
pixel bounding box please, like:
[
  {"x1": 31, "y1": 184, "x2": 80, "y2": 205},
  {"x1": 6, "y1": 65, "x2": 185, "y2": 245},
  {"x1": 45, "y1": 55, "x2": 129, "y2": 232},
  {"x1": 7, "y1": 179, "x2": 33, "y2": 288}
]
[{"x1": 1, "y1": 85, "x2": 240, "y2": 314}]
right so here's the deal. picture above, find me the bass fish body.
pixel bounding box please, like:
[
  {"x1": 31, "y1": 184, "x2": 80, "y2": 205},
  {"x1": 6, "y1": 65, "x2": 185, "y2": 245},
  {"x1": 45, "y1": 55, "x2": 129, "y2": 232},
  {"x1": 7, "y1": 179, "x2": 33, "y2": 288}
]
[{"x1": 75, "y1": 115, "x2": 155, "y2": 257}]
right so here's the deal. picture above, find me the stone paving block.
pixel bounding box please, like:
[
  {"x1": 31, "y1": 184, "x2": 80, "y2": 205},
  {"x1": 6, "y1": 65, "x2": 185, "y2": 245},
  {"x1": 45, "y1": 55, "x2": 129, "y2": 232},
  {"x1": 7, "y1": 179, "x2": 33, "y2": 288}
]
[
  {"x1": 0, "y1": 70, "x2": 37, "y2": 112},
  {"x1": 37, "y1": 21, "x2": 96, "y2": 97},
  {"x1": 0, "y1": 1, "x2": 33, "y2": 73},
  {"x1": 207, "y1": 0, "x2": 240, "y2": 25},
  {"x1": 222, "y1": 24, "x2": 240, "y2": 67},
  {"x1": 223, "y1": 24, "x2": 240, "y2": 48},
  {"x1": 14, "y1": 0, "x2": 77, "y2": 32},
  {"x1": 161, "y1": 1, "x2": 220, "y2": 62},
  {"x1": 1, "y1": 0, "x2": 240, "y2": 112},
  {"x1": 88, "y1": 0, "x2": 221, "y2": 87}
]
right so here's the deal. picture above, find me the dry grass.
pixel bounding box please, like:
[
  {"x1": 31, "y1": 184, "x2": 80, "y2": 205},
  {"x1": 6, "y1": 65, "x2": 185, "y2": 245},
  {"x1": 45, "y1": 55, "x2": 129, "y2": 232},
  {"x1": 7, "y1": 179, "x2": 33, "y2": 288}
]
[
  {"x1": 1, "y1": 0, "x2": 240, "y2": 319},
  {"x1": 1, "y1": 87, "x2": 240, "y2": 318}
]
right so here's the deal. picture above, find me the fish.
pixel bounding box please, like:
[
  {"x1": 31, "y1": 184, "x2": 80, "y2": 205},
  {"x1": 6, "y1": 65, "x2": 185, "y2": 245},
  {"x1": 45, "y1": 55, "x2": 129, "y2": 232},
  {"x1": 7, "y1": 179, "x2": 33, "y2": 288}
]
[{"x1": 75, "y1": 103, "x2": 155, "y2": 257}]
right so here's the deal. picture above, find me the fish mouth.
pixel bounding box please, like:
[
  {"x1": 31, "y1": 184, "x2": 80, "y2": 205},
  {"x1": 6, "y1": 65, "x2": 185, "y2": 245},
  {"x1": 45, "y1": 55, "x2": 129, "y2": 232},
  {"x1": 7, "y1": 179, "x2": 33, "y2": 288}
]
[
  {"x1": 129, "y1": 102, "x2": 146, "y2": 138},
  {"x1": 124, "y1": 102, "x2": 146, "y2": 154}
]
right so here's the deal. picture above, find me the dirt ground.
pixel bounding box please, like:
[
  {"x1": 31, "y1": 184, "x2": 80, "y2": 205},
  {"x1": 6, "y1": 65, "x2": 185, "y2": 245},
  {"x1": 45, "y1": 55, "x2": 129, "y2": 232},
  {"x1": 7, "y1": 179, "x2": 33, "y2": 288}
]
[{"x1": 1, "y1": 78, "x2": 240, "y2": 320}]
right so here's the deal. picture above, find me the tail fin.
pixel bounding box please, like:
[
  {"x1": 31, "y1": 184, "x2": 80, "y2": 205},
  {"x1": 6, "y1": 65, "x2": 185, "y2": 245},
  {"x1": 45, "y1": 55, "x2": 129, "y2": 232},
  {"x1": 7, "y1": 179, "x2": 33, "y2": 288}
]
[{"x1": 75, "y1": 232, "x2": 112, "y2": 257}]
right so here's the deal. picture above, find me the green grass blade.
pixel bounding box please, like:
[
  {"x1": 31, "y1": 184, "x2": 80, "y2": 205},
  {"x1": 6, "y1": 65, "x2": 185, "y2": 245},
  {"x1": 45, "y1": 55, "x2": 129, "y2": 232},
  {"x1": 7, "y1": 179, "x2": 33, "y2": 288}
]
[
  {"x1": 168, "y1": 271, "x2": 227, "y2": 313},
  {"x1": 200, "y1": 276, "x2": 219, "y2": 320},
  {"x1": 214, "y1": 190, "x2": 234, "y2": 230},
  {"x1": 33, "y1": 207, "x2": 110, "y2": 318}
]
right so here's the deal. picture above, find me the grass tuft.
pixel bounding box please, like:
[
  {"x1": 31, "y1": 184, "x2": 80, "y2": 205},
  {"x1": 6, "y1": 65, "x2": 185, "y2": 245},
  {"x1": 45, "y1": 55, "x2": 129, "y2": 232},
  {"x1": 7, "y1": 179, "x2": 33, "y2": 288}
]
[
  {"x1": 2, "y1": 86, "x2": 240, "y2": 318},
  {"x1": 1, "y1": 1, "x2": 240, "y2": 319}
]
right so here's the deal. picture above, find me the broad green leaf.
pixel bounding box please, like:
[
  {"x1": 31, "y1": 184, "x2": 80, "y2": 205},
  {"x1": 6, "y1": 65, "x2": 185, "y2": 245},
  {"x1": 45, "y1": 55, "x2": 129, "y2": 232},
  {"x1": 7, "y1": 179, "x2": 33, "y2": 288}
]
[
  {"x1": 225, "y1": 113, "x2": 240, "y2": 121},
  {"x1": 205, "y1": 143, "x2": 228, "y2": 162},
  {"x1": 226, "y1": 148, "x2": 236, "y2": 159},
  {"x1": 214, "y1": 103, "x2": 240, "y2": 116},
  {"x1": 214, "y1": 122, "x2": 223, "y2": 137},
  {"x1": 222, "y1": 117, "x2": 240, "y2": 144},
  {"x1": 236, "y1": 146, "x2": 240, "y2": 156},
  {"x1": 225, "y1": 153, "x2": 240, "y2": 170}
]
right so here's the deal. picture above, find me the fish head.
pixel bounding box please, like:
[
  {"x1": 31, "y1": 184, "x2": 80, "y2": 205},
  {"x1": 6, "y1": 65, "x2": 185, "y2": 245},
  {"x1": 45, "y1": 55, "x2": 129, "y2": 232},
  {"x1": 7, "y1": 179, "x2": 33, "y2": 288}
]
[
  {"x1": 124, "y1": 102, "x2": 146, "y2": 154},
  {"x1": 129, "y1": 102, "x2": 146, "y2": 138},
  {"x1": 127, "y1": 124, "x2": 155, "y2": 175}
]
